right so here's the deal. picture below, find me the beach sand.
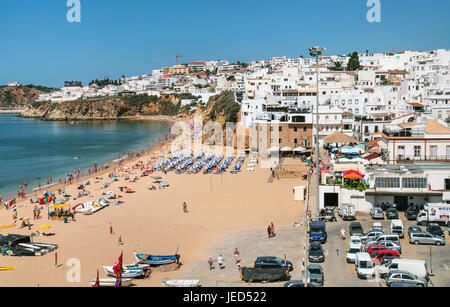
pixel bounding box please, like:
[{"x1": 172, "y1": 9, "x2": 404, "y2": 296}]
[{"x1": 0, "y1": 149, "x2": 306, "y2": 287}]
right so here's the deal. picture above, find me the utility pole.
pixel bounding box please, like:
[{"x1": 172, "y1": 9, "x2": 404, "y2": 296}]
[{"x1": 309, "y1": 46, "x2": 326, "y2": 214}]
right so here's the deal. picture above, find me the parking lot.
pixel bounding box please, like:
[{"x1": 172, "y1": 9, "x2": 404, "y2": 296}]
[{"x1": 177, "y1": 212, "x2": 449, "y2": 287}]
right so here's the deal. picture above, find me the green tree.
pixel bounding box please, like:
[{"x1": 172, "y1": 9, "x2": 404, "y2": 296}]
[
  {"x1": 330, "y1": 61, "x2": 344, "y2": 71},
  {"x1": 347, "y1": 52, "x2": 360, "y2": 71}
]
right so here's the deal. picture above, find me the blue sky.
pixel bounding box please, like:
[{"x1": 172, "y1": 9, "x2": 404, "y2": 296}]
[{"x1": 1, "y1": 0, "x2": 449, "y2": 87}]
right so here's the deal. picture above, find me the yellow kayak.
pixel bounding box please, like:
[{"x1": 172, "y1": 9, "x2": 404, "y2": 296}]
[
  {"x1": 0, "y1": 266, "x2": 14, "y2": 271},
  {"x1": 0, "y1": 224, "x2": 16, "y2": 229}
]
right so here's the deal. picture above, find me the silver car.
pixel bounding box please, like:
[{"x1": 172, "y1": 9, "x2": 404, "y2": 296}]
[
  {"x1": 386, "y1": 270, "x2": 427, "y2": 287},
  {"x1": 361, "y1": 230, "x2": 384, "y2": 243},
  {"x1": 377, "y1": 240, "x2": 402, "y2": 254},
  {"x1": 370, "y1": 207, "x2": 384, "y2": 219},
  {"x1": 409, "y1": 232, "x2": 445, "y2": 246}
]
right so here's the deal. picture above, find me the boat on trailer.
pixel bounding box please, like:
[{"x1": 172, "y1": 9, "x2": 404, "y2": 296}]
[
  {"x1": 133, "y1": 251, "x2": 180, "y2": 266},
  {"x1": 162, "y1": 280, "x2": 201, "y2": 287}
]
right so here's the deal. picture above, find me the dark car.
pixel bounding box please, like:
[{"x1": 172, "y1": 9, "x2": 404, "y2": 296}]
[
  {"x1": 283, "y1": 280, "x2": 320, "y2": 287},
  {"x1": 254, "y1": 256, "x2": 293, "y2": 272},
  {"x1": 408, "y1": 226, "x2": 422, "y2": 238},
  {"x1": 406, "y1": 207, "x2": 419, "y2": 220},
  {"x1": 308, "y1": 241, "x2": 325, "y2": 263},
  {"x1": 241, "y1": 267, "x2": 288, "y2": 282},
  {"x1": 427, "y1": 224, "x2": 445, "y2": 238},
  {"x1": 349, "y1": 222, "x2": 364, "y2": 236},
  {"x1": 386, "y1": 208, "x2": 399, "y2": 219}
]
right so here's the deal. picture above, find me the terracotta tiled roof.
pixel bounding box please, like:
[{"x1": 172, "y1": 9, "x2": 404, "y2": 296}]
[
  {"x1": 323, "y1": 132, "x2": 358, "y2": 144},
  {"x1": 425, "y1": 119, "x2": 450, "y2": 134},
  {"x1": 365, "y1": 138, "x2": 382, "y2": 147}
]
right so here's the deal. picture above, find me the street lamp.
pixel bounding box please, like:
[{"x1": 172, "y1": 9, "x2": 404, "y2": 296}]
[{"x1": 308, "y1": 46, "x2": 326, "y2": 214}]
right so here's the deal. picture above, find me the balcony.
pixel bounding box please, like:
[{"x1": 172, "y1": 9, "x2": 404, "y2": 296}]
[{"x1": 393, "y1": 155, "x2": 450, "y2": 163}]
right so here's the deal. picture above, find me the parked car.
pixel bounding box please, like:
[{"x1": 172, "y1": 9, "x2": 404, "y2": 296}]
[
  {"x1": 371, "y1": 222, "x2": 384, "y2": 232},
  {"x1": 283, "y1": 280, "x2": 320, "y2": 287},
  {"x1": 346, "y1": 243, "x2": 363, "y2": 263},
  {"x1": 386, "y1": 208, "x2": 399, "y2": 219},
  {"x1": 355, "y1": 252, "x2": 375, "y2": 279},
  {"x1": 318, "y1": 208, "x2": 337, "y2": 222},
  {"x1": 376, "y1": 240, "x2": 402, "y2": 254},
  {"x1": 350, "y1": 236, "x2": 362, "y2": 245},
  {"x1": 370, "y1": 207, "x2": 384, "y2": 219},
  {"x1": 366, "y1": 242, "x2": 402, "y2": 255},
  {"x1": 366, "y1": 234, "x2": 401, "y2": 248},
  {"x1": 385, "y1": 270, "x2": 428, "y2": 287},
  {"x1": 379, "y1": 259, "x2": 428, "y2": 280},
  {"x1": 426, "y1": 223, "x2": 445, "y2": 238},
  {"x1": 408, "y1": 226, "x2": 423, "y2": 238},
  {"x1": 308, "y1": 241, "x2": 325, "y2": 263},
  {"x1": 361, "y1": 230, "x2": 384, "y2": 243},
  {"x1": 370, "y1": 249, "x2": 400, "y2": 265},
  {"x1": 390, "y1": 220, "x2": 404, "y2": 239},
  {"x1": 409, "y1": 232, "x2": 445, "y2": 246},
  {"x1": 254, "y1": 256, "x2": 293, "y2": 272},
  {"x1": 349, "y1": 222, "x2": 364, "y2": 236},
  {"x1": 338, "y1": 204, "x2": 356, "y2": 221},
  {"x1": 406, "y1": 207, "x2": 419, "y2": 220},
  {"x1": 303, "y1": 264, "x2": 324, "y2": 286}
]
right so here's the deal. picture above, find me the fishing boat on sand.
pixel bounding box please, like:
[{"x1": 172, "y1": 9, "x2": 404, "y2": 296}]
[
  {"x1": 102, "y1": 265, "x2": 144, "y2": 279},
  {"x1": 89, "y1": 278, "x2": 133, "y2": 287},
  {"x1": 133, "y1": 251, "x2": 180, "y2": 266}
]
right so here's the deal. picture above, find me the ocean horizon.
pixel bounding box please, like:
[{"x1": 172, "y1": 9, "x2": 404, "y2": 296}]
[{"x1": 0, "y1": 114, "x2": 171, "y2": 200}]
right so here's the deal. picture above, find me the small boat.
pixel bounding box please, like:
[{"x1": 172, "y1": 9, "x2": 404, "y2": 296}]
[
  {"x1": 102, "y1": 265, "x2": 144, "y2": 279},
  {"x1": 123, "y1": 262, "x2": 150, "y2": 270},
  {"x1": 162, "y1": 280, "x2": 201, "y2": 287},
  {"x1": 32, "y1": 243, "x2": 58, "y2": 251},
  {"x1": 134, "y1": 251, "x2": 180, "y2": 266},
  {"x1": 89, "y1": 278, "x2": 133, "y2": 287}
]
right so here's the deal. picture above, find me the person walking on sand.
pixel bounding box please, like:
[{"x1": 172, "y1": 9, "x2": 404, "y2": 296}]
[
  {"x1": 183, "y1": 202, "x2": 188, "y2": 213},
  {"x1": 271, "y1": 222, "x2": 275, "y2": 237},
  {"x1": 267, "y1": 224, "x2": 272, "y2": 238},
  {"x1": 208, "y1": 257, "x2": 214, "y2": 270},
  {"x1": 218, "y1": 255, "x2": 224, "y2": 269},
  {"x1": 234, "y1": 248, "x2": 240, "y2": 264},
  {"x1": 118, "y1": 236, "x2": 123, "y2": 245}
]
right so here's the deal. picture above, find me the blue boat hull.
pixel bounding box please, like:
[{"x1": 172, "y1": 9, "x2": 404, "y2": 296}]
[{"x1": 134, "y1": 252, "x2": 180, "y2": 266}]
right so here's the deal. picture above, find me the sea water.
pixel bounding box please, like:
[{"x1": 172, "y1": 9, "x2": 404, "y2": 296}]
[{"x1": 0, "y1": 114, "x2": 171, "y2": 199}]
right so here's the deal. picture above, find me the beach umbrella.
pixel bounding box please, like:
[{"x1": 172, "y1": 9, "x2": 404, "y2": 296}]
[
  {"x1": 343, "y1": 173, "x2": 363, "y2": 179},
  {"x1": 51, "y1": 204, "x2": 68, "y2": 209}
]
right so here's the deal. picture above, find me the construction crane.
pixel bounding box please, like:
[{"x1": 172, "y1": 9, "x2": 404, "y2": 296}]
[{"x1": 153, "y1": 54, "x2": 183, "y2": 65}]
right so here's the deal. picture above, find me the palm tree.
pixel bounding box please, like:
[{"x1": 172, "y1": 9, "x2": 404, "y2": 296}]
[{"x1": 330, "y1": 61, "x2": 344, "y2": 71}]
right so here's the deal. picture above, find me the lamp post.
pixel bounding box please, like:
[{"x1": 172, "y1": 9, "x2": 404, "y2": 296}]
[{"x1": 308, "y1": 46, "x2": 326, "y2": 213}]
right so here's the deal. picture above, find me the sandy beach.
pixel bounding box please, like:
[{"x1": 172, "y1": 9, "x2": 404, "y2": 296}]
[{"x1": 0, "y1": 138, "x2": 307, "y2": 287}]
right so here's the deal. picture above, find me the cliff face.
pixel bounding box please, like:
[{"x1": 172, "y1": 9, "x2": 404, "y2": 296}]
[{"x1": 0, "y1": 86, "x2": 51, "y2": 108}]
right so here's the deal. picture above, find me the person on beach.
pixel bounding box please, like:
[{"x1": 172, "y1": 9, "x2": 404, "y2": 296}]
[
  {"x1": 208, "y1": 257, "x2": 214, "y2": 270},
  {"x1": 234, "y1": 248, "x2": 240, "y2": 264},
  {"x1": 271, "y1": 222, "x2": 275, "y2": 237},
  {"x1": 183, "y1": 202, "x2": 188, "y2": 213},
  {"x1": 267, "y1": 225, "x2": 272, "y2": 238},
  {"x1": 218, "y1": 255, "x2": 224, "y2": 269},
  {"x1": 118, "y1": 236, "x2": 123, "y2": 245}
]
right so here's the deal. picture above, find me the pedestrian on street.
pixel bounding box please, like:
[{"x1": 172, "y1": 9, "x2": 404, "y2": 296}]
[
  {"x1": 234, "y1": 248, "x2": 240, "y2": 263},
  {"x1": 208, "y1": 257, "x2": 214, "y2": 270},
  {"x1": 218, "y1": 255, "x2": 224, "y2": 269}
]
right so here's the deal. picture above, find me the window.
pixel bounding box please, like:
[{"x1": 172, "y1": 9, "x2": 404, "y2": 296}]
[
  {"x1": 375, "y1": 177, "x2": 400, "y2": 188},
  {"x1": 294, "y1": 138, "x2": 298, "y2": 144},
  {"x1": 348, "y1": 99, "x2": 352, "y2": 104},
  {"x1": 397, "y1": 146, "x2": 405, "y2": 160},
  {"x1": 402, "y1": 177, "x2": 427, "y2": 189},
  {"x1": 279, "y1": 138, "x2": 282, "y2": 144},
  {"x1": 303, "y1": 127, "x2": 307, "y2": 132},
  {"x1": 270, "y1": 126, "x2": 273, "y2": 132},
  {"x1": 270, "y1": 138, "x2": 273, "y2": 144},
  {"x1": 355, "y1": 108, "x2": 359, "y2": 114},
  {"x1": 293, "y1": 127, "x2": 297, "y2": 132},
  {"x1": 414, "y1": 146, "x2": 421, "y2": 158},
  {"x1": 430, "y1": 146, "x2": 437, "y2": 159},
  {"x1": 279, "y1": 126, "x2": 282, "y2": 132}
]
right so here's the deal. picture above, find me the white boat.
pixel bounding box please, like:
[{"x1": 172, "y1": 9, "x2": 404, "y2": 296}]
[
  {"x1": 89, "y1": 278, "x2": 133, "y2": 287},
  {"x1": 32, "y1": 243, "x2": 58, "y2": 251},
  {"x1": 102, "y1": 265, "x2": 144, "y2": 279},
  {"x1": 162, "y1": 280, "x2": 201, "y2": 287},
  {"x1": 17, "y1": 243, "x2": 48, "y2": 254}
]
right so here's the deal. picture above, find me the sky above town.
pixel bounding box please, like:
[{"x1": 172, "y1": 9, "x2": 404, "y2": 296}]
[{"x1": 1, "y1": 0, "x2": 449, "y2": 87}]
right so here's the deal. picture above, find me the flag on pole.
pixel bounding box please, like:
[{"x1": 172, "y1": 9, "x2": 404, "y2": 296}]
[
  {"x1": 93, "y1": 269, "x2": 100, "y2": 287},
  {"x1": 12, "y1": 205, "x2": 17, "y2": 218},
  {"x1": 113, "y1": 251, "x2": 123, "y2": 287}
]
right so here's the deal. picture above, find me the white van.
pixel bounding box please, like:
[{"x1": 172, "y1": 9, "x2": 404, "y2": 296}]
[
  {"x1": 390, "y1": 220, "x2": 404, "y2": 238},
  {"x1": 355, "y1": 252, "x2": 375, "y2": 279},
  {"x1": 379, "y1": 259, "x2": 428, "y2": 280}
]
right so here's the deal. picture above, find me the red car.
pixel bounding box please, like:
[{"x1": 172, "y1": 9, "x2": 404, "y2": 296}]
[
  {"x1": 370, "y1": 249, "x2": 399, "y2": 265},
  {"x1": 366, "y1": 244, "x2": 394, "y2": 254}
]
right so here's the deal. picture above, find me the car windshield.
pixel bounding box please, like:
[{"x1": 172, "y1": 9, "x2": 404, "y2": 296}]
[
  {"x1": 359, "y1": 261, "x2": 373, "y2": 269},
  {"x1": 349, "y1": 248, "x2": 360, "y2": 253},
  {"x1": 309, "y1": 268, "x2": 322, "y2": 274},
  {"x1": 310, "y1": 228, "x2": 323, "y2": 235},
  {"x1": 311, "y1": 244, "x2": 321, "y2": 251},
  {"x1": 392, "y1": 226, "x2": 402, "y2": 230}
]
